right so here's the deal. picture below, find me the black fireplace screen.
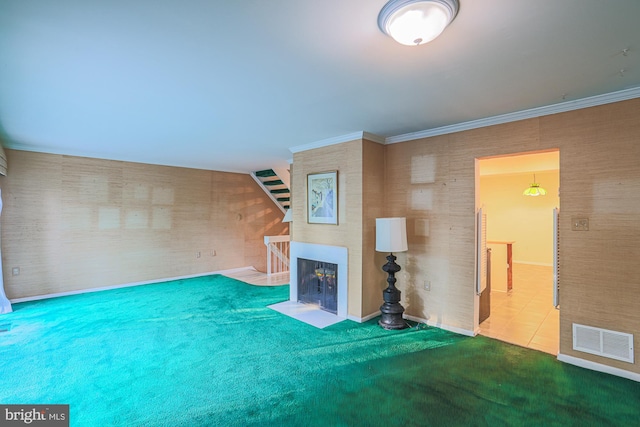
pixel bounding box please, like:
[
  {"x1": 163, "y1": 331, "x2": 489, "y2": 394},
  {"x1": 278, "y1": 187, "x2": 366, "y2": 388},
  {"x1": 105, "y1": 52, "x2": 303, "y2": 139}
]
[{"x1": 297, "y1": 258, "x2": 338, "y2": 314}]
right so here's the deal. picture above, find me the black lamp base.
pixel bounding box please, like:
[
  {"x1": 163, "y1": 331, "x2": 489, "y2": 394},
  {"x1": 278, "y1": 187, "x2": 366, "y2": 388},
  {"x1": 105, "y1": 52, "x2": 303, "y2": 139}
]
[{"x1": 378, "y1": 253, "x2": 408, "y2": 330}]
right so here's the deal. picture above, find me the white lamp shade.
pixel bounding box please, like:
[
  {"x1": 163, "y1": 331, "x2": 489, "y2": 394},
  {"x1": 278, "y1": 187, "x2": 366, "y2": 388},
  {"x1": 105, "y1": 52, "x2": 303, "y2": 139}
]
[
  {"x1": 376, "y1": 217, "x2": 408, "y2": 253},
  {"x1": 282, "y1": 209, "x2": 293, "y2": 223}
]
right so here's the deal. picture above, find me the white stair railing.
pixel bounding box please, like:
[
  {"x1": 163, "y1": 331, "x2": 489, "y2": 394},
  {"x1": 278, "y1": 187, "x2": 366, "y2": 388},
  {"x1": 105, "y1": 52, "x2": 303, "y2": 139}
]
[{"x1": 264, "y1": 235, "x2": 290, "y2": 276}]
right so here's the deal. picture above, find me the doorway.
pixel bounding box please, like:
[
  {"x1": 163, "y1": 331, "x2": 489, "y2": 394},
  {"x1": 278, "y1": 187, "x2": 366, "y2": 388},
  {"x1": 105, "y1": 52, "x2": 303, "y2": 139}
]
[{"x1": 477, "y1": 151, "x2": 559, "y2": 355}]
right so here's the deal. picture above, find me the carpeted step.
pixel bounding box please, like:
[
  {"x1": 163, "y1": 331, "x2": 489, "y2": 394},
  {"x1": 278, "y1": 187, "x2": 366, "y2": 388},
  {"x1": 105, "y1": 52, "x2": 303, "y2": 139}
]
[{"x1": 254, "y1": 169, "x2": 277, "y2": 178}]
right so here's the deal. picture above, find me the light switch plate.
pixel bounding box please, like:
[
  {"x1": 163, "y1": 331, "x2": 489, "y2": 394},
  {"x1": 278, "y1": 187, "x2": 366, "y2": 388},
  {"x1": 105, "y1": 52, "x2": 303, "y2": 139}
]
[{"x1": 571, "y1": 217, "x2": 589, "y2": 231}]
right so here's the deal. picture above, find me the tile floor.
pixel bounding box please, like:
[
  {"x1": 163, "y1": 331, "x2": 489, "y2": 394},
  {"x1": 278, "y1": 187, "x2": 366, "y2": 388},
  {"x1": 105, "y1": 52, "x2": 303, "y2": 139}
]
[
  {"x1": 223, "y1": 267, "x2": 289, "y2": 286},
  {"x1": 479, "y1": 263, "x2": 559, "y2": 355}
]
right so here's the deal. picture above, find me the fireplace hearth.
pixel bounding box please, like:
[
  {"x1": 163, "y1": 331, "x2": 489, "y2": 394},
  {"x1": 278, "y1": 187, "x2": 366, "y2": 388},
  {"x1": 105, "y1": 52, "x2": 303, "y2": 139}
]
[{"x1": 268, "y1": 242, "x2": 348, "y2": 328}]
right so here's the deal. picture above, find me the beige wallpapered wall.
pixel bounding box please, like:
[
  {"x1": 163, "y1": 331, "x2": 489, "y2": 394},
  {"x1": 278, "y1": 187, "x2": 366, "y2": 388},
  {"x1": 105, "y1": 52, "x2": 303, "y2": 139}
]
[
  {"x1": 292, "y1": 139, "x2": 387, "y2": 319},
  {"x1": 293, "y1": 140, "x2": 363, "y2": 317},
  {"x1": 0, "y1": 150, "x2": 288, "y2": 299},
  {"x1": 386, "y1": 99, "x2": 640, "y2": 374}
]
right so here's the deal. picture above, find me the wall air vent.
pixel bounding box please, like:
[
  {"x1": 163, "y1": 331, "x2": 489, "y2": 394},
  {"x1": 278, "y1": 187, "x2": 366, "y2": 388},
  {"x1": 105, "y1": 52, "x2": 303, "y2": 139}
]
[{"x1": 573, "y1": 323, "x2": 634, "y2": 363}]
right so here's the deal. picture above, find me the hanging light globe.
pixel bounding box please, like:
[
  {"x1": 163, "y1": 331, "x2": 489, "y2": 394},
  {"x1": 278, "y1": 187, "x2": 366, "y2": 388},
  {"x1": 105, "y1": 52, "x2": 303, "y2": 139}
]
[{"x1": 523, "y1": 174, "x2": 547, "y2": 196}]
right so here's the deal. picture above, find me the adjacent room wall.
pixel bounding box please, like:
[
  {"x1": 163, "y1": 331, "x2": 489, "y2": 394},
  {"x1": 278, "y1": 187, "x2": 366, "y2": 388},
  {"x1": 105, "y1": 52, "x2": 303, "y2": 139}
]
[
  {"x1": 480, "y1": 170, "x2": 560, "y2": 266},
  {"x1": 0, "y1": 149, "x2": 288, "y2": 299}
]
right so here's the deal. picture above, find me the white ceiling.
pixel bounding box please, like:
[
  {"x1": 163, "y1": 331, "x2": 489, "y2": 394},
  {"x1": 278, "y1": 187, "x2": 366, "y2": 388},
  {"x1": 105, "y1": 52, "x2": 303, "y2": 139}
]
[{"x1": 1, "y1": 0, "x2": 639, "y2": 173}]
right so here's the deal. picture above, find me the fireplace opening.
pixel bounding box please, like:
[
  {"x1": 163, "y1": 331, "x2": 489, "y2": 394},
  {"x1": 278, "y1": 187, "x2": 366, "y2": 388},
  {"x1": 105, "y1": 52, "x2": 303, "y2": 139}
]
[{"x1": 297, "y1": 258, "x2": 338, "y2": 315}]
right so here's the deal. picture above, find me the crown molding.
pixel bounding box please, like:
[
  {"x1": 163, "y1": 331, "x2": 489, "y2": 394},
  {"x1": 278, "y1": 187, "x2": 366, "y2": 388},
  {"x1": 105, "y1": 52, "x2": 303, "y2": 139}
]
[
  {"x1": 290, "y1": 87, "x2": 640, "y2": 154},
  {"x1": 289, "y1": 131, "x2": 384, "y2": 154},
  {"x1": 385, "y1": 86, "x2": 640, "y2": 144},
  {"x1": 362, "y1": 131, "x2": 387, "y2": 144}
]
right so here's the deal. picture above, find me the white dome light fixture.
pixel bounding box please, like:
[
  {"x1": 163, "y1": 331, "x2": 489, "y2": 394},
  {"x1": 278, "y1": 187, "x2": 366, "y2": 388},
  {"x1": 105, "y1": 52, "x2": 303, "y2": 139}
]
[{"x1": 378, "y1": 0, "x2": 459, "y2": 46}]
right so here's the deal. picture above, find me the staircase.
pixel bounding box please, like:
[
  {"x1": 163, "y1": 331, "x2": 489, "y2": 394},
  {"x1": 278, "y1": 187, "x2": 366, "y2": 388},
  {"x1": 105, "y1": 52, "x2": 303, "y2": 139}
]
[
  {"x1": 251, "y1": 168, "x2": 290, "y2": 214},
  {"x1": 252, "y1": 167, "x2": 292, "y2": 275}
]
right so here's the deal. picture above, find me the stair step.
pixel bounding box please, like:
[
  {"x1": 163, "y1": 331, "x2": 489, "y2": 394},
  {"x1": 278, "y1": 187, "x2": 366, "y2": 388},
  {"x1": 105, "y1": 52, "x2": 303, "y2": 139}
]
[
  {"x1": 255, "y1": 169, "x2": 277, "y2": 178},
  {"x1": 253, "y1": 168, "x2": 290, "y2": 213},
  {"x1": 270, "y1": 188, "x2": 290, "y2": 194}
]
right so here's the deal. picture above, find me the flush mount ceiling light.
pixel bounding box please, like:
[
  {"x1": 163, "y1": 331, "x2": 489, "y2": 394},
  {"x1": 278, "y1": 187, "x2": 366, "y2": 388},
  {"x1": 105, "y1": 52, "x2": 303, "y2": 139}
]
[{"x1": 378, "y1": 0, "x2": 459, "y2": 46}]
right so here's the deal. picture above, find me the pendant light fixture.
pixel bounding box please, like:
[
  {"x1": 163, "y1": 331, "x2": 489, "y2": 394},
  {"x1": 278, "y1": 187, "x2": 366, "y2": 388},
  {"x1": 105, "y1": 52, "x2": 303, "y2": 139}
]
[
  {"x1": 378, "y1": 0, "x2": 459, "y2": 46},
  {"x1": 523, "y1": 174, "x2": 547, "y2": 197}
]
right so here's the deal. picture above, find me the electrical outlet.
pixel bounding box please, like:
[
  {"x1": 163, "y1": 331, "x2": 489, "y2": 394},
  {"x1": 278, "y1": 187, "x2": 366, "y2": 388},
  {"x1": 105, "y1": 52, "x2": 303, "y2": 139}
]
[
  {"x1": 571, "y1": 217, "x2": 589, "y2": 231},
  {"x1": 196, "y1": 251, "x2": 201, "y2": 259},
  {"x1": 211, "y1": 250, "x2": 216, "y2": 256},
  {"x1": 12, "y1": 267, "x2": 20, "y2": 276},
  {"x1": 424, "y1": 280, "x2": 431, "y2": 291}
]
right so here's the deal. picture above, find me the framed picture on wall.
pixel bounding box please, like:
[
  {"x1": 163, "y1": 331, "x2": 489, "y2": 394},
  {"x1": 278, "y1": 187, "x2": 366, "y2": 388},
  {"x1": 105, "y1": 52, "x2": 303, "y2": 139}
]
[{"x1": 307, "y1": 171, "x2": 338, "y2": 224}]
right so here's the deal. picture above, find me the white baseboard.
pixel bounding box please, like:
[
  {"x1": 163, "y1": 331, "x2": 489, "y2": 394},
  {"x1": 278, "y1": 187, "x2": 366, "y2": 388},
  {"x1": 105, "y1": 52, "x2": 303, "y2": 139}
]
[
  {"x1": 348, "y1": 310, "x2": 380, "y2": 323},
  {"x1": 404, "y1": 314, "x2": 475, "y2": 337},
  {"x1": 557, "y1": 353, "x2": 640, "y2": 383},
  {"x1": 10, "y1": 267, "x2": 257, "y2": 304},
  {"x1": 347, "y1": 311, "x2": 475, "y2": 337}
]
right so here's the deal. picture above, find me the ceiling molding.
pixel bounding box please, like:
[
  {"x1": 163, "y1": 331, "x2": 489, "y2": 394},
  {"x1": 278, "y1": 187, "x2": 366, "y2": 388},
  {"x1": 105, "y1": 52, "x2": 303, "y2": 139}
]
[
  {"x1": 290, "y1": 87, "x2": 640, "y2": 155},
  {"x1": 289, "y1": 131, "x2": 384, "y2": 154},
  {"x1": 385, "y1": 86, "x2": 640, "y2": 144},
  {"x1": 362, "y1": 132, "x2": 387, "y2": 144}
]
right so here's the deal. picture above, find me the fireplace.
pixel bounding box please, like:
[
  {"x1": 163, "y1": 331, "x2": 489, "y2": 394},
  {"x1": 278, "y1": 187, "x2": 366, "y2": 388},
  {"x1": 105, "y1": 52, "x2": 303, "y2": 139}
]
[
  {"x1": 269, "y1": 242, "x2": 347, "y2": 328},
  {"x1": 289, "y1": 241, "x2": 348, "y2": 319},
  {"x1": 297, "y1": 258, "x2": 338, "y2": 314}
]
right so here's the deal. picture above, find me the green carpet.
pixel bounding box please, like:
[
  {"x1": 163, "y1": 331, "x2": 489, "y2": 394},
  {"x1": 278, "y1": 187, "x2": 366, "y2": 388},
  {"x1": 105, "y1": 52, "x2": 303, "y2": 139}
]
[{"x1": 1, "y1": 275, "x2": 638, "y2": 426}]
